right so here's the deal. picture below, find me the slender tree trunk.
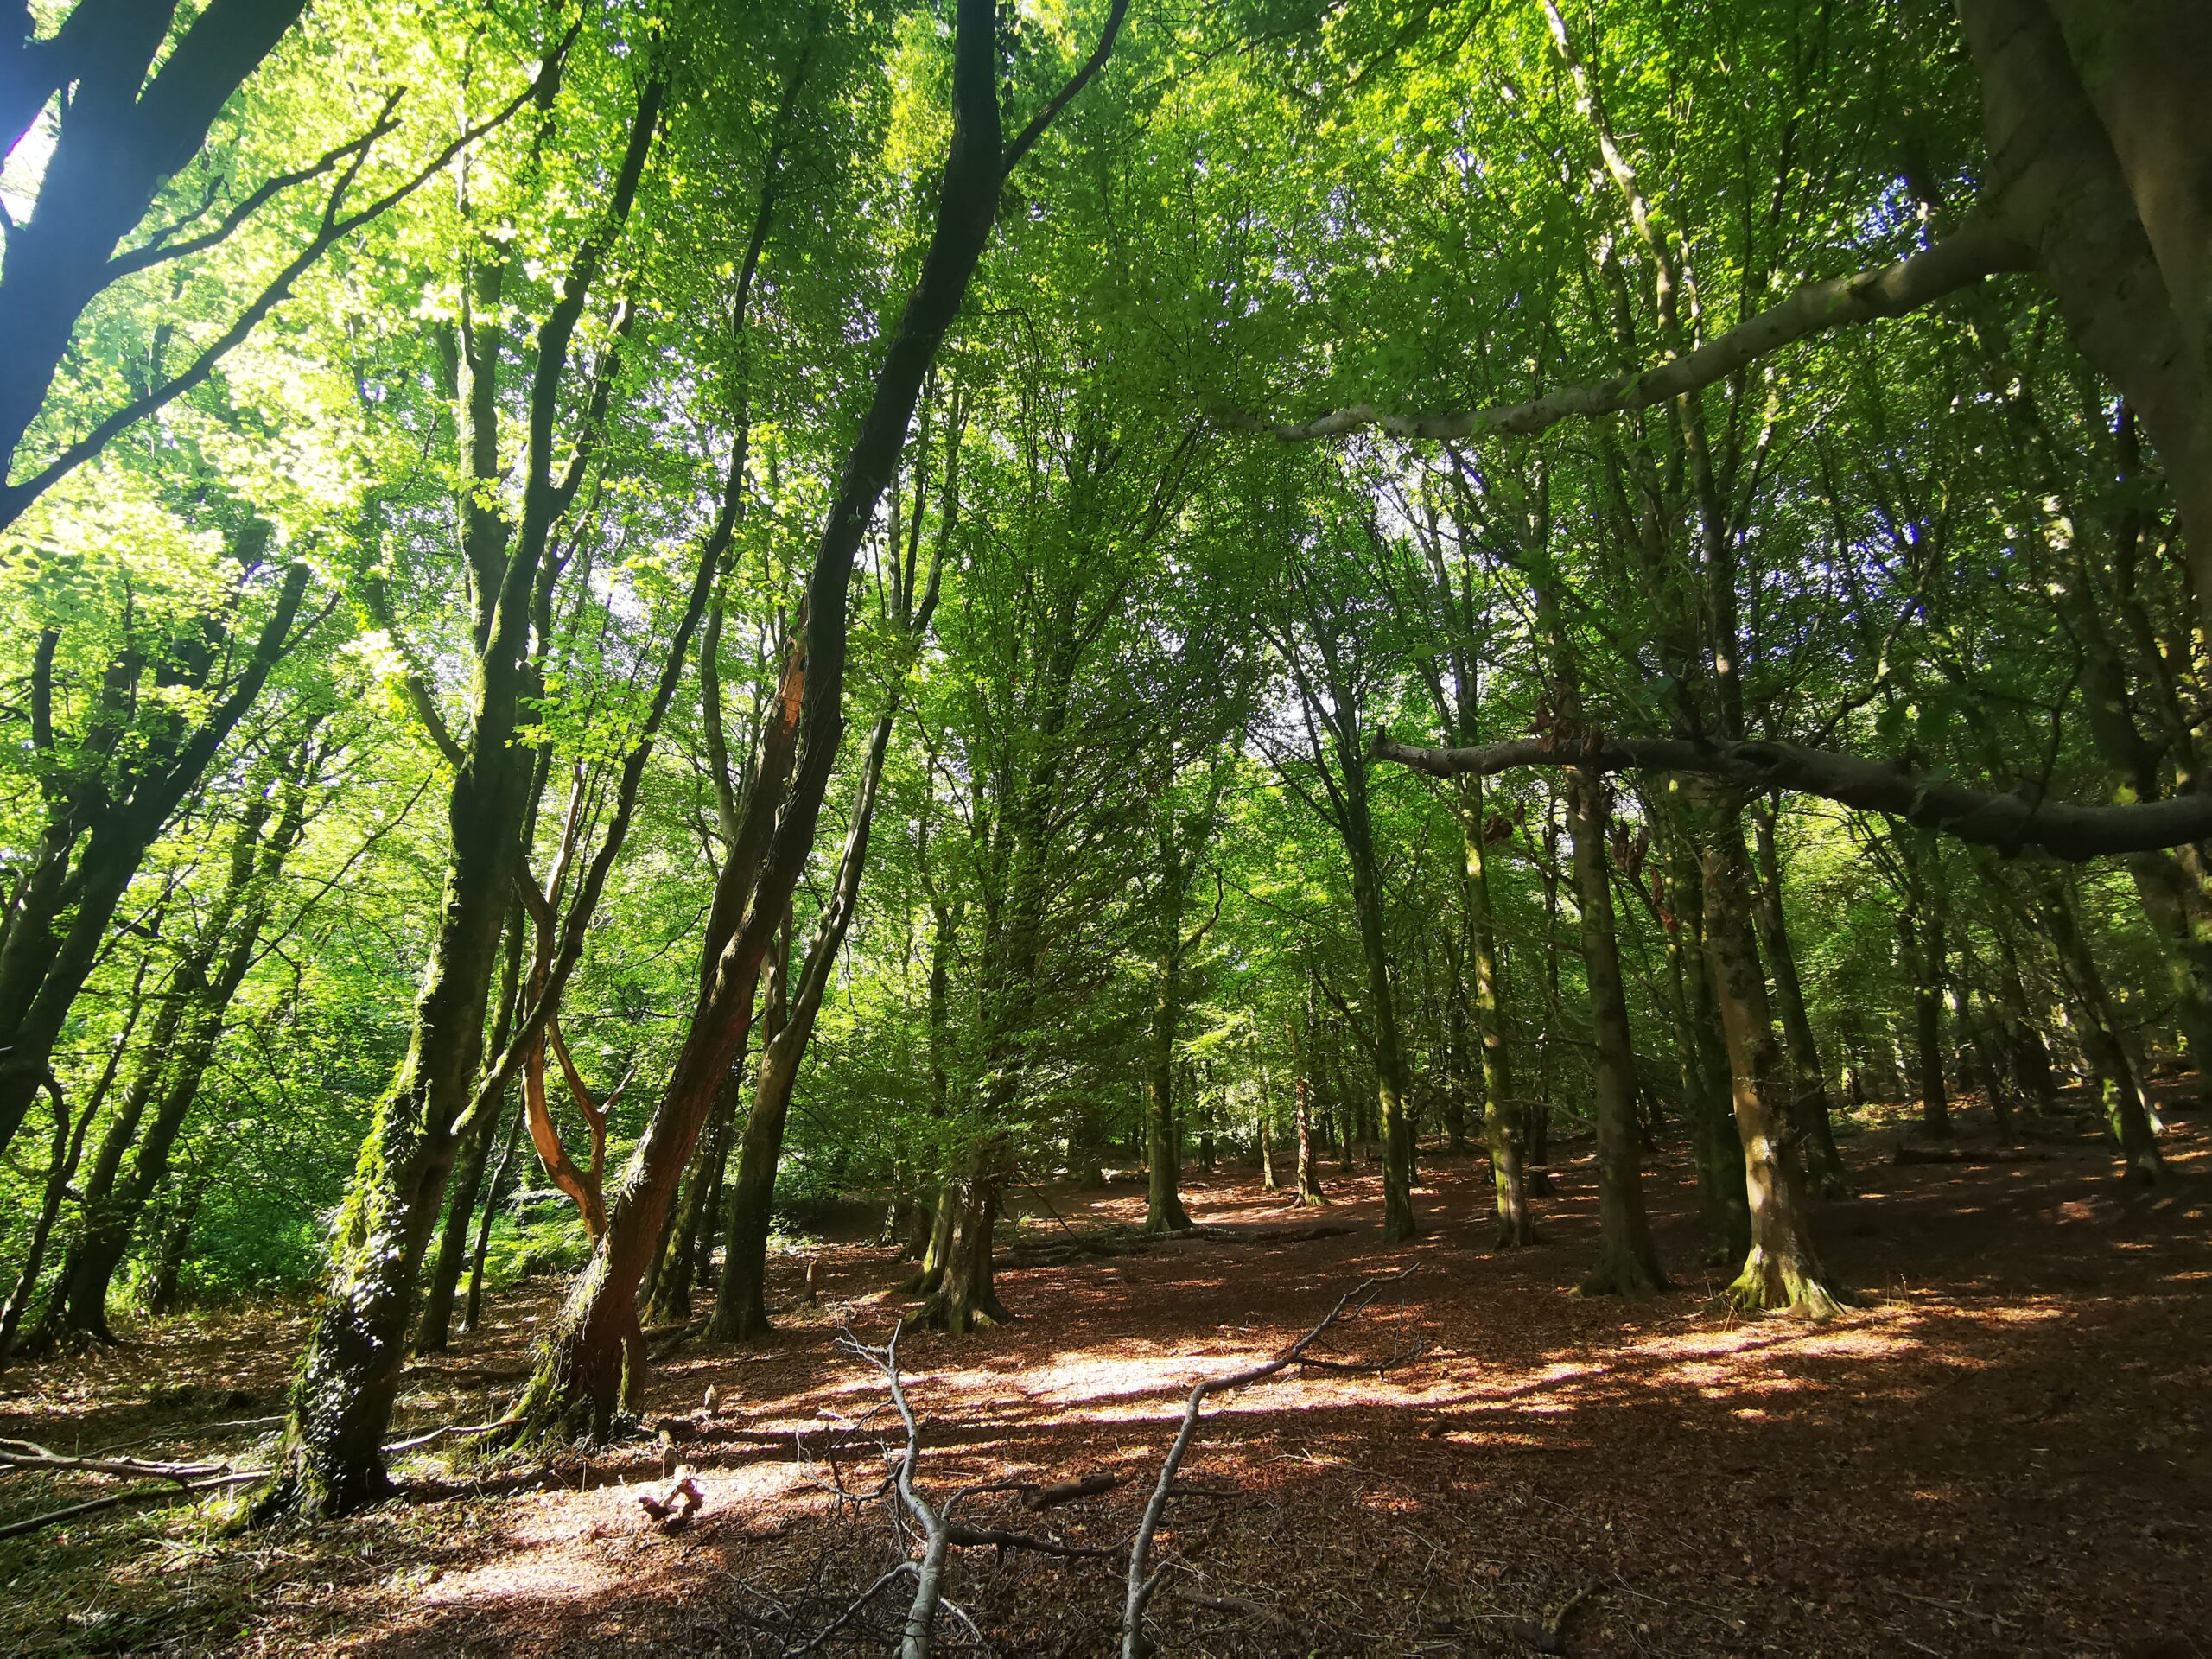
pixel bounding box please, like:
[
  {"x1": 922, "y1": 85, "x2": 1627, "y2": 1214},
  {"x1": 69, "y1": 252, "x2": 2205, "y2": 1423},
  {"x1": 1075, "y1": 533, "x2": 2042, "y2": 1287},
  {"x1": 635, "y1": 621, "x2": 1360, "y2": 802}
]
[
  {"x1": 1258, "y1": 1064, "x2": 1280, "y2": 1190},
  {"x1": 1569, "y1": 769, "x2": 1665, "y2": 1296},
  {"x1": 1459, "y1": 777, "x2": 1529, "y2": 1245},
  {"x1": 142, "y1": 1168, "x2": 210, "y2": 1317},
  {"x1": 1751, "y1": 804, "x2": 1848, "y2": 1194},
  {"x1": 462, "y1": 1090, "x2": 525, "y2": 1334},
  {"x1": 651, "y1": 1067, "x2": 741, "y2": 1327},
  {"x1": 1902, "y1": 895, "x2": 1953, "y2": 1140},
  {"x1": 1143, "y1": 944, "x2": 1193, "y2": 1230},
  {"x1": 2041, "y1": 876, "x2": 2162, "y2": 1179}
]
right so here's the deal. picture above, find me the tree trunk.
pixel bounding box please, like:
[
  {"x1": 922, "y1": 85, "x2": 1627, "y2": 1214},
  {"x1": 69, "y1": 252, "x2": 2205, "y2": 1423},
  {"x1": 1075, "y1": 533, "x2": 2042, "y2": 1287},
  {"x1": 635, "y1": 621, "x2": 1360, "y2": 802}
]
[
  {"x1": 1459, "y1": 776, "x2": 1529, "y2": 1245},
  {"x1": 142, "y1": 1169, "x2": 210, "y2": 1318},
  {"x1": 1750, "y1": 804, "x2": 1849, "y2": 1194},
  {"x1": 652, "y1": 1065, "x2": 743, "y2": 1327},
  {"x1": 1143, "y1": 949, "x2": 1193, "y2": 1230},
  {"x1": 419, "y1": 894, "x2": 528, "y2": 1352},
  {"x1": 499, "y1": 0, "x2": 1050, "y2": 1438},
  {"x1": 1902, "y1": 887, "x2": 1953, "y2": 1140},
  {"x1": 1697, "y1": 794, "x2": 1847, "y2": 1319},
  {"x1": 2041, "y1": 876, "x2": 2162, "y2": 1179},
  {"x1": 416, "y1": 1075, "x2": 505, "y2": 1352},
  {"x1": 914, "y1": 1136, "x2": 1010, "y2": 1334},
  {"x1": 462, "y1": 1090, "x2": 525, "y2": 1336},
  {"x1": 1656, "y1": 830, "x2": 1751, "y2": 1260},
  {"x1": 1569, "y1": 768, "x2": 1666, "y2": 1297}
]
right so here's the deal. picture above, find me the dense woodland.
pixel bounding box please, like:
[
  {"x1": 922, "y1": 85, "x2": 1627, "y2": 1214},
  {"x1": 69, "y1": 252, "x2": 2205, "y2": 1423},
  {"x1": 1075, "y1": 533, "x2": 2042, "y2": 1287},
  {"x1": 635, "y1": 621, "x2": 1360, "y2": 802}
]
[{"x1": 2, "y1": 0, "x2": 2210, "y2": 1652}]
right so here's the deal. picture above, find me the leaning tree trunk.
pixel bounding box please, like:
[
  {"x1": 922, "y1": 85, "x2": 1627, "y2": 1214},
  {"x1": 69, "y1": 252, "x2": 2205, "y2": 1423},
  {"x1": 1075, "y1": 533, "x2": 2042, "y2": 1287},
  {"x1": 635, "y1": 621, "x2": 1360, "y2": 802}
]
[
  {"x1": 1568, "y1": 768, "x2": 1665, "y2": 1297},
  {"x1": 711, "y1": 692, "x2": 910, "y2": 1339},
  {"x1": 2040, "y1": 875, "x2": 2162, "y2": 1179},
  {"x1": 1696, "y1": 793, "x2": 1847, "y2": 1319},
  {"x1": 499, "y1": 0, "x2": 1070, "y2": 1440}
]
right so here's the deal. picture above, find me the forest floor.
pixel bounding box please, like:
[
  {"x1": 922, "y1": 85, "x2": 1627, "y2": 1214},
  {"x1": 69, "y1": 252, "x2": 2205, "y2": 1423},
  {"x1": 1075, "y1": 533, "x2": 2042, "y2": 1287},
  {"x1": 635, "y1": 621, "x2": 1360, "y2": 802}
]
[{"x1": 2, "y1": 1088, "x2": 2209, "y2": 1657}]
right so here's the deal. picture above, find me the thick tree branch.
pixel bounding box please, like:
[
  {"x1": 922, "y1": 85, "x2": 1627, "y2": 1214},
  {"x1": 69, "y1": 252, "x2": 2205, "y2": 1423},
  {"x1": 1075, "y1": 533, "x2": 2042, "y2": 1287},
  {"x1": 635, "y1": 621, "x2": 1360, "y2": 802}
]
[
  {"x1": 1228, "y1": 221, "x2": 2032, "y2": 444},
  {"x1": 1374, "y1": 729, "x2": 2212, "y2": 861}
]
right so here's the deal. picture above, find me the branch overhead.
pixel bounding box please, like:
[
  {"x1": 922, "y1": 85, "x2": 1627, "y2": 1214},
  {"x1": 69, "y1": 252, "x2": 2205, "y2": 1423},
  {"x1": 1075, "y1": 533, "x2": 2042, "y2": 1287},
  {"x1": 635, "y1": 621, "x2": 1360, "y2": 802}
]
[
  {"x1": 1373, "y1": 731, "x2": 2212, "y2": 861},
  {"x1": 1223, "y1": 221, "x2": 2033, "y2": 445}
]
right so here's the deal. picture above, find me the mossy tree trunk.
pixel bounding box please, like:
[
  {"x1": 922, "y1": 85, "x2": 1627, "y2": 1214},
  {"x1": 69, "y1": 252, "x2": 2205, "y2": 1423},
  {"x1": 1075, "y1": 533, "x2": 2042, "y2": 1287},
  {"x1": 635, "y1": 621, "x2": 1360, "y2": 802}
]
[{"x1": 1695, "y1": 791, "x2": 1847, "y2": 1319}]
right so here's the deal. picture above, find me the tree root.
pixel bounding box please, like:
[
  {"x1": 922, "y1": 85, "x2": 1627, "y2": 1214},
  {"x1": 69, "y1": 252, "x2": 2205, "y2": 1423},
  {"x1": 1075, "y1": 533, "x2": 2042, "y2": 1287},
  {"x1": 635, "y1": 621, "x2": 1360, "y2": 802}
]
[{"x1": 1710, "y1": 1247, "x2": 1856, "y2": 1320}]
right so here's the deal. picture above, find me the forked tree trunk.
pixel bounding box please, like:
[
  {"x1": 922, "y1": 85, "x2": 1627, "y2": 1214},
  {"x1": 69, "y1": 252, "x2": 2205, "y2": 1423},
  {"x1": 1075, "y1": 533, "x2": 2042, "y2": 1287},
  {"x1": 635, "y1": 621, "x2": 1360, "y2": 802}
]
[{"x1": 915, "y1": 1136, "x2": 1010, "y2": 1334}]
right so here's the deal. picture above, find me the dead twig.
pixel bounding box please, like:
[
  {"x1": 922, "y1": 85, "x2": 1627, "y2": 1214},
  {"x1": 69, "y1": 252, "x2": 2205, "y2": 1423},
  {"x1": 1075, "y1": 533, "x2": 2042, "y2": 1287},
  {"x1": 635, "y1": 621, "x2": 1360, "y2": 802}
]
[{"x1": 1121, "y1": 1266, "x2": 1421, "y2": 1659}]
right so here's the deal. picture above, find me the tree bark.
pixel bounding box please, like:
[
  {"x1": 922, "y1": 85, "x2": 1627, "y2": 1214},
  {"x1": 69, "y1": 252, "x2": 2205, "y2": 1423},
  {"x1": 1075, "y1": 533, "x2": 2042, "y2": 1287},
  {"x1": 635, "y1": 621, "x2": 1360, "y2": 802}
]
[
  {"x1": 2039, "y1": 875, "x2": 2162, "y2": 1179},
  {"x1": 1459, "y1": 776, "x2": 1529, "y2": 1245},
  {"x1": 1696, "y1": 792, "x2": 1847, "y2": 1318},
  {"x1": 1750, "y1": 804, "x2": 1848, "y2": 1193},
  {"x1": 1569, "y1": 769, "x2": 1665, "y2": 1297},
  {"x1": 500, "y1": 0, "x2": 1116, "y2": 1435}
]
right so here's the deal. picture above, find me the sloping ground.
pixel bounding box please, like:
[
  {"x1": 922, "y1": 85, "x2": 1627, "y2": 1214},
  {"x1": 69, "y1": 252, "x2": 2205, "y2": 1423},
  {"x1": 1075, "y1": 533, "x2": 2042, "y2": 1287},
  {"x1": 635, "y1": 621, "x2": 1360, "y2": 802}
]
[{"x1": 2, "y1": 1094, "x2": 2207, "y2": 1657}]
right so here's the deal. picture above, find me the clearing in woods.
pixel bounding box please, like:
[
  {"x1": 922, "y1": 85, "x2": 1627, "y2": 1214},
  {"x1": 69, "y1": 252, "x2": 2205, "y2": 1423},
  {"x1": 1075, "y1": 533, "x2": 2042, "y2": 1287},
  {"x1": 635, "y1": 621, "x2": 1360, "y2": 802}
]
[{"x1": 2, "y1": 1098, "x2": 2205, "y2": 1657}]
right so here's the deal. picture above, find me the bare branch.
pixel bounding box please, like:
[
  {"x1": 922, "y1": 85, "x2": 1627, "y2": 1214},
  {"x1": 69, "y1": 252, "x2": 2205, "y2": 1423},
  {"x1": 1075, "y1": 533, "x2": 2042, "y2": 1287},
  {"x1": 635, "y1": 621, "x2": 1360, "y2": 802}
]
[
  {"x1": 1122, "y1": 1268, "x2": 1420, "y2": 1656},
  {"x1": 1373, "y1": 728, "x2": 2212, "y2": 861},
  {"x1": 1224, "y1": 221, "x2": 2031, "y2": 445}
]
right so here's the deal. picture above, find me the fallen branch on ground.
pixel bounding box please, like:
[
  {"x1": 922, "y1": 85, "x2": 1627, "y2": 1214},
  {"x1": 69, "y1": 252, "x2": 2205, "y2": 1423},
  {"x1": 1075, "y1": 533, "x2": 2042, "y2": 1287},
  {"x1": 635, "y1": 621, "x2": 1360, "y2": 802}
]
[
  {"x1": 1122, "y1": 1266, "x2": 1422, "y2": 1659},
  {"x1": 0, "y1": 1439, "x2": 230, "y2": 1483},
  {"x1": 1891, "y1": 1145, "x2": 2055, "y2": 1166},
  {"x1": 1020, "y1": 1471, "x2": 1125, "y2": 1510},
  {"x1": 0, "y1": 1469, "x2": 262, "y2": 1540},
  {"x1": 813, "y1": 1324, "x2": 1120, "y2": 1658}
]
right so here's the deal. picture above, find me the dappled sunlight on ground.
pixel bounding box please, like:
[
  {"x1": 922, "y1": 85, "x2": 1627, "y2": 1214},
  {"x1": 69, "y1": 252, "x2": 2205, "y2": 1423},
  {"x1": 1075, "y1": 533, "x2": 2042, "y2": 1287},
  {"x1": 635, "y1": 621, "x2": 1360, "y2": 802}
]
[{"x1": 3, "y1": 1091, "x2": 2208, "y2": 1654}]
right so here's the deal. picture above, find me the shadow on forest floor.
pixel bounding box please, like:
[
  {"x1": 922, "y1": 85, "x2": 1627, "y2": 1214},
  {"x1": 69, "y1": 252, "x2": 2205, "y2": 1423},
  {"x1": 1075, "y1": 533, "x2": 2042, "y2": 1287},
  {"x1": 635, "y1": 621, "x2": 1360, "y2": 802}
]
[{"x1": 2, "y1": 1090, "x2": 2209, "y2": 1656}]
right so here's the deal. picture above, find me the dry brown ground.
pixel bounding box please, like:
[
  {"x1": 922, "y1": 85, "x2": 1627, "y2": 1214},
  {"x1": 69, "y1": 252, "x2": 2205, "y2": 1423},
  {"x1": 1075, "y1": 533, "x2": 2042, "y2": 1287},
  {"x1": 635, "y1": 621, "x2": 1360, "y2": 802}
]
[{"x1": 2, "y1": 1090, "x2": 2208, "y2": 1657}]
